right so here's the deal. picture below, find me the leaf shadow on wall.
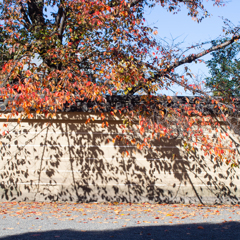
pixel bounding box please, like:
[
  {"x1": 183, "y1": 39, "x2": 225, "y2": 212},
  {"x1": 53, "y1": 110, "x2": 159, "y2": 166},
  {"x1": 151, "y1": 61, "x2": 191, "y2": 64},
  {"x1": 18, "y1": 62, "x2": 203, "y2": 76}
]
[{"x1": 0, "y1": 113, "x2": 239, "y2": 204}]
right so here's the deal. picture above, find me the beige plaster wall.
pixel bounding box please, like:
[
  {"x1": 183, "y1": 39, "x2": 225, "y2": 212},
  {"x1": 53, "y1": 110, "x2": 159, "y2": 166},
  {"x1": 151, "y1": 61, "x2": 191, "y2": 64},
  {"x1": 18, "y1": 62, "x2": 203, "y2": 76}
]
[{"x1": 0, "y1": 112, "x2": 239, "y2": 204}]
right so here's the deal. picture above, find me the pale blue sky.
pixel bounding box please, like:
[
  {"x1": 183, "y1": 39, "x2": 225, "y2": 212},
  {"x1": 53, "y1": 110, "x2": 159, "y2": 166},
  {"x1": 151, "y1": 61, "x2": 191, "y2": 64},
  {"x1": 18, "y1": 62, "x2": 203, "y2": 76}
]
[{"x1": 144, "y1": 0, "x2": 240, "y2": 95}]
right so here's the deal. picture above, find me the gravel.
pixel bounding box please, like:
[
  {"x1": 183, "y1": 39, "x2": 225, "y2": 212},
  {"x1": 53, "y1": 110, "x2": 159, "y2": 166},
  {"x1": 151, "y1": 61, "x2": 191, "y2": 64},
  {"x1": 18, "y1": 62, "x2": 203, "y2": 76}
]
[{"x1": 0, "y1": 202, "x2": 240, "y2": 240}]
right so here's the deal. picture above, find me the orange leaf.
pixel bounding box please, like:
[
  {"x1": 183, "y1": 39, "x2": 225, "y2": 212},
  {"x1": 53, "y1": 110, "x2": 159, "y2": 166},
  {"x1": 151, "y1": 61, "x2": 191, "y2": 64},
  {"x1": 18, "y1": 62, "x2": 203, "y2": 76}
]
[
  {"x1": 101, "y1": 113, "x2": 105, "y2": 120},
  {"x1": 131, "y1": 139, "x2": 136, "y2": 144}
]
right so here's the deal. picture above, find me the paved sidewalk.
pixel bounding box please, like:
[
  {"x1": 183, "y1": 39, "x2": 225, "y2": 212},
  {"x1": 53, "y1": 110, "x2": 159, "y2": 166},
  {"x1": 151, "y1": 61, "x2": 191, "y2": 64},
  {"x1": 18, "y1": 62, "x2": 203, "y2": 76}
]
[{"x1": 0, "y1": 202, "x2": 240, "y2": 240}]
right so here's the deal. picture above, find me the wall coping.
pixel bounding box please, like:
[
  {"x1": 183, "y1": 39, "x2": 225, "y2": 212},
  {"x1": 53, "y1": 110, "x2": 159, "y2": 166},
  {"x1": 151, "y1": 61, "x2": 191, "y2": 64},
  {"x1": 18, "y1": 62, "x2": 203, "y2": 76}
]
[{"x1": 0, "y1": 95, "x2": 239, "y2": 115}]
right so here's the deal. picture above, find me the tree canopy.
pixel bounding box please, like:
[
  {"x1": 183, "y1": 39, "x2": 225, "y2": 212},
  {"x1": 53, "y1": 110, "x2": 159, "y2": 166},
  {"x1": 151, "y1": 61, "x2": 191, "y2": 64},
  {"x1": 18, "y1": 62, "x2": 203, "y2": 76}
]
[
  {"x1": 206, "y1": 39, "x2": 240, "y2": 97},
  {"x1": 0, "y1": 0, "x2": 240, "y2": 166}
]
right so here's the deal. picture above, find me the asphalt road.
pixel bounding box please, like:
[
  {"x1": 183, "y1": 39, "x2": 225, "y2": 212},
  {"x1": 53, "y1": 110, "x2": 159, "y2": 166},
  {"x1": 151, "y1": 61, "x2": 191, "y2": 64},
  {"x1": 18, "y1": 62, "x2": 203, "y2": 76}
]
[{"x1": 0, "y1": 202, "x2": 240, "y2": 240}]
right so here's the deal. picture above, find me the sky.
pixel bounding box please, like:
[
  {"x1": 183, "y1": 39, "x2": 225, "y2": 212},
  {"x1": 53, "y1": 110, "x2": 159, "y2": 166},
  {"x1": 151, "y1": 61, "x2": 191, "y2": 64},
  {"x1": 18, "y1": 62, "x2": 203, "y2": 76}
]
[{"x1": 144, "y1": 0, "x2": 240, "y2": 95}]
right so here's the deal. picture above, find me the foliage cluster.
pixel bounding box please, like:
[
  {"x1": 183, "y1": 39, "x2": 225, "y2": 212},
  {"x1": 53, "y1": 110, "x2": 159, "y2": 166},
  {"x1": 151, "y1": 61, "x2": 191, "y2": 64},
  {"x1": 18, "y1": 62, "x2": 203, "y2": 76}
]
[
  {"x1": 206, "y1": 39, "x2": 240, "y2": 97},
  {"x1": 0, "y1": 0, "x2": 240, "y2": 166}
]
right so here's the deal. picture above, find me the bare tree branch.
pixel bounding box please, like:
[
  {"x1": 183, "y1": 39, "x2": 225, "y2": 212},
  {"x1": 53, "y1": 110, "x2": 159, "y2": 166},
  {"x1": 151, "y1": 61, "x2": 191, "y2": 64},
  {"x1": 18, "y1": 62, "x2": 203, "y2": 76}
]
[
  {"x1": 127, "y1": 34, "x2": 240, "y2": 95},
  {"x1": 55, "y1": 6, "x2": 63, "y2": 28},
  {"x1": 19, "y1": 2, "x2": 31, "y2": 29},
  {"x1": 58, "y1": 8, "x2": 68, "y2": 42},
  {"x1": 164, "y1": 73, "x2": 208, "y2": 96},
  {"x1": 168, "y1": 34, "x2": 240, "y2": 71}
]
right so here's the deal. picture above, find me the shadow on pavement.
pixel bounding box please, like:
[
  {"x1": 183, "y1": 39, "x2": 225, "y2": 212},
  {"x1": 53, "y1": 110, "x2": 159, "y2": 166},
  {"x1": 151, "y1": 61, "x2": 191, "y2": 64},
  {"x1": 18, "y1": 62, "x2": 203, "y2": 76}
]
[{"x1": 1, "y1": 221, "x2": 240, "y2": 240}]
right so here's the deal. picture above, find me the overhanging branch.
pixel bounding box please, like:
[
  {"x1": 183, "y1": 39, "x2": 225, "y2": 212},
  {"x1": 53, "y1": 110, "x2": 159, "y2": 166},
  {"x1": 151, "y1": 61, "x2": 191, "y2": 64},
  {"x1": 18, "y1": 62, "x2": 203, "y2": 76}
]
[
  {"x1": 127, "y1": 34, "x2": 240, "y2": 95},
  {"x1": 168, "y1": 34, "x2": 240, "y2": 71}
]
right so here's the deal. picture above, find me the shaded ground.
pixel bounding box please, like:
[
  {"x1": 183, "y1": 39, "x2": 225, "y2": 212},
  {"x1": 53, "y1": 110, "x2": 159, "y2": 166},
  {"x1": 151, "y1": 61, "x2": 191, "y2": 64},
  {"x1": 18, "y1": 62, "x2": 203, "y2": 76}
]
[{"x1": 0, "y1": 202, "x2": 240, "y2": 239}]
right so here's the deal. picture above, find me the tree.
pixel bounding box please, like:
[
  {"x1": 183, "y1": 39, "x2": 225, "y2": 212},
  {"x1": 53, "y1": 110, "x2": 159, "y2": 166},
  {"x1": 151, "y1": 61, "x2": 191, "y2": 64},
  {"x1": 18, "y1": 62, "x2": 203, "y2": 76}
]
[
  {"x1": 0, "y1": 0, "x2": 240, "y2": 166},
  {"x1": 206, "y1": 39, "x2": 240, "y2": 97}
]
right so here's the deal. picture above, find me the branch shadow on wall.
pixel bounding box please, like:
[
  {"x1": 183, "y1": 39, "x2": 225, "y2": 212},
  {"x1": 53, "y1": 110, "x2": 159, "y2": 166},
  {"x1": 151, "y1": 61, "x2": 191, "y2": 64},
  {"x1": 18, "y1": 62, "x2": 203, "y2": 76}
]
[{"x1": 0, "y1": 113, "x2": 239, "y2": 204}]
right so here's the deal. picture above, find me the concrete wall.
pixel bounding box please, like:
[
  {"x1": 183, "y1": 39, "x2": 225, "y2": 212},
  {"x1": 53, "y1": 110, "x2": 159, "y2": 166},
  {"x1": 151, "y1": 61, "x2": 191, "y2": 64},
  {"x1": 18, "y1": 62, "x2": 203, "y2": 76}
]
[{"x1": 0, "y1": 112, "x2": 239, "y2": 204}]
